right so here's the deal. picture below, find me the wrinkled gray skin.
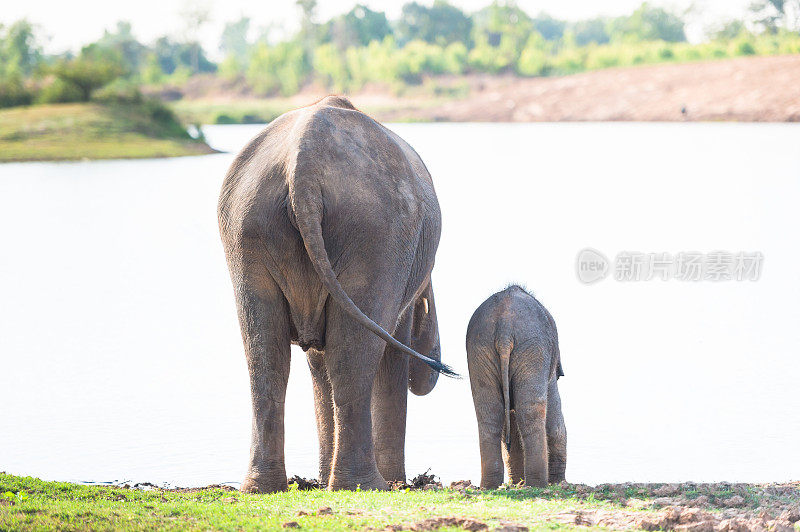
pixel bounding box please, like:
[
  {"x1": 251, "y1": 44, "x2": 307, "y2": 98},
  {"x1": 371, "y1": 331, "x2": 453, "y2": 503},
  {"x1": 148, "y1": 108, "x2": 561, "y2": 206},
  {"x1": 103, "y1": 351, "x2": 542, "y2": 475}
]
[
  {"x1": 466, "y1": 286, "x2": 566, "y2": 489},
  {"x1": 218, "y1": 96, "x2": 450, "y2": 493}
]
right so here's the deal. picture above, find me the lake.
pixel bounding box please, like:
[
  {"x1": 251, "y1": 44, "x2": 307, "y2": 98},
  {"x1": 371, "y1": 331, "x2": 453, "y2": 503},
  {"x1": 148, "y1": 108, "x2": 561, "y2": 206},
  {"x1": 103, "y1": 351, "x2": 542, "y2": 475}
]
[{"x1": 1, "y1": 122, "x2": 798, "y2": 488}]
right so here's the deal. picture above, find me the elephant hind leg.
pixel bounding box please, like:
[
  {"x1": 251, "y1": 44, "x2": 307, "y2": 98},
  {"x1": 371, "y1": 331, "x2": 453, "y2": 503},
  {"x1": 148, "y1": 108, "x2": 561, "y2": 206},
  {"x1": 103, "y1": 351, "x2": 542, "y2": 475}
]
[
  {"x1": 229, "y1": 251, "x2": 292, "y2": 494},
  {"x1": 324, "y1": 300, "x2": 392, "y2": 491},
  {"x1": 514, "y1": 386, "x2": 548, "y2": 488},
  {"x1": 472, "y1": 371, "x2": 506, "y2": 489},
  {"x1": 502, "y1": 410, "x2": 525, "y2": 485},
  {"x1": 546, "y1": 379, "x2": 567, "y2": 484},
  {"x1": 307, "y1": 348, "x2": 334, "y2": 487},
  {"x1": 372, "y1": 312, "x2": 412, "y2": 484}
]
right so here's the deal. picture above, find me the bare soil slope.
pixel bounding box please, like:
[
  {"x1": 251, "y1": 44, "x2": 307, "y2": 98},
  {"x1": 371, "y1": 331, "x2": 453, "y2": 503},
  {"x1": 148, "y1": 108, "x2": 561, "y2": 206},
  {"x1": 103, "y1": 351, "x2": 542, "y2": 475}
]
[{"x1": 390, "y1": 54, "x2": 800, "y2": 122}]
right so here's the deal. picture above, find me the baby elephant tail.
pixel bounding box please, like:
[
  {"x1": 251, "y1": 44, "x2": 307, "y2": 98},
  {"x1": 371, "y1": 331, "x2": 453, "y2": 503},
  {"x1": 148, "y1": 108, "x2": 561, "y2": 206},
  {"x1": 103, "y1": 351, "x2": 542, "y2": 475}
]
[{"x1": 495, "y1": 333, "x2": 513, "y2": 450}]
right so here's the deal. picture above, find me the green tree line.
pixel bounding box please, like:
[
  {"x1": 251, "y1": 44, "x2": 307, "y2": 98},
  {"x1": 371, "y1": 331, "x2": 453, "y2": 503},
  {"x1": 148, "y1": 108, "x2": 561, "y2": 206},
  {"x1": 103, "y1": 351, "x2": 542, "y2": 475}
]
[{"x1": 2, "y1": 0, "x2": 800, "y2": 107}]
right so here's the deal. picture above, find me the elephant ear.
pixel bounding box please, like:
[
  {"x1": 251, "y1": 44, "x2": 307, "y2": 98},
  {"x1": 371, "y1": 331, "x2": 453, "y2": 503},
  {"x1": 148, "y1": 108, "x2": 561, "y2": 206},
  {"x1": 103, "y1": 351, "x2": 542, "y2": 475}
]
[{"x1": 557, "y1": 359, "x2": 564, "y2": 379}]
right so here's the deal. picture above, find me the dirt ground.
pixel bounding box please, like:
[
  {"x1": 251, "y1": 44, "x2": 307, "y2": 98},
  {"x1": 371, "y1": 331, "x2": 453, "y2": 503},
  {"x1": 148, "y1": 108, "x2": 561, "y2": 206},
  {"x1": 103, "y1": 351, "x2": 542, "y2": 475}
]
[
  {"x1": 387, "y1": 479, "x2": 800, "y2": 531},
  {"x1": 116, "y1": 476, "x2": 800, "y2": 531},
  {"x1": 383, "y1": 54, "x2": 800, "y2": 123},
  {"x1": 541, "y1": 481, "x2": 800, "y2": 531}
]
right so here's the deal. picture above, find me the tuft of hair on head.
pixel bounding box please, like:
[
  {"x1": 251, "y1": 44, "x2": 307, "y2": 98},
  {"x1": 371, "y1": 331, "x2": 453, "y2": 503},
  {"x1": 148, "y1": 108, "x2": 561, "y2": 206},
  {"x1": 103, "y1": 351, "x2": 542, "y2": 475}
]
[
  {"x1": 503, "y1": 282, "x2": 535, "y2": 298},
  {"x1": 316, "y1": 94, "x2": 357, "y2": 110}
]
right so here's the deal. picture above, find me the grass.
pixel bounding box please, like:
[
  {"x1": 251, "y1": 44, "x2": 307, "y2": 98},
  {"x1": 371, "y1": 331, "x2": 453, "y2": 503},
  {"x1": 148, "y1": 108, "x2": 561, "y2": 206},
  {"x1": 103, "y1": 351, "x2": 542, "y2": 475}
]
[
  {"x1": 0, "y1": 102, "x2": 216, "y2": 162},
  {"x1": 2, "y1": 473, "x2": 797, "y2": 531},
  {"x1": 170, "y1": 99, "x2": 294, "y2": 125},
  {"x1": 0, "y1": 473, "x2": 655, "y2": 531}
]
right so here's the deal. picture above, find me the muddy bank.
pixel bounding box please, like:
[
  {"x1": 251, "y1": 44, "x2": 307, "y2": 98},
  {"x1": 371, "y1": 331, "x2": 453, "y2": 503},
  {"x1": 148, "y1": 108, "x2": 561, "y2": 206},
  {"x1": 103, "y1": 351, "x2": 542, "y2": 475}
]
[
  {"x1": 89, "y1": 474, "x2": 800, "y2": 530},
  {"x1": 287, "y1": 477, "x2": 800, "y2": 531},
  {"x1": 373, "y1": 54, "x2": 800, "y2": 123},
  {"x1": 378, "y1": 479, "x2": 800, "y2": 531}
]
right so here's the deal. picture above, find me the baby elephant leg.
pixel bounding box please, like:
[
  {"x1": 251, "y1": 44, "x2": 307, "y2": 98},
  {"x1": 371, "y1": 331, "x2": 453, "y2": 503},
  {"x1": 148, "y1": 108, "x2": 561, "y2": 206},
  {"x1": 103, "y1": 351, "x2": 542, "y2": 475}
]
[
  {"x1": 514, "y1": 389, "x2": 548, "y2": 487},
  {"x1": 546, "y1": 379, "x2": 567, "y2": 483},
  {"x1": 502, "y1": 410, "x2": 525, "y2": 485},
  {"x1": 473, "y1": 384, "x2": 505, "y2": 489}
]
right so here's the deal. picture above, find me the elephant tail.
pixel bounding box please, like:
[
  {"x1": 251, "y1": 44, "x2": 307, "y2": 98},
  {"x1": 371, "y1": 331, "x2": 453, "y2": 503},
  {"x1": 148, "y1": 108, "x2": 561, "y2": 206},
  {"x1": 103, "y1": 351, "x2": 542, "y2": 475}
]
[
  {"x1": 496, "y1": 333, "x2": 513, "y2": 450},
  {"x1": 289, "y1": 180, "x2": 458, "y2": 378}
]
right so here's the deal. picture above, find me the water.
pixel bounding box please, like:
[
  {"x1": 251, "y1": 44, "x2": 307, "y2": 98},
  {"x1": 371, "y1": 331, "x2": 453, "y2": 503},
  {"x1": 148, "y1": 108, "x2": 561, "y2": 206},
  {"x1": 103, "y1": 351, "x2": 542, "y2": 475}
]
[{"x1": 1, "y1": 122, "x2": 799, "y2": 488}]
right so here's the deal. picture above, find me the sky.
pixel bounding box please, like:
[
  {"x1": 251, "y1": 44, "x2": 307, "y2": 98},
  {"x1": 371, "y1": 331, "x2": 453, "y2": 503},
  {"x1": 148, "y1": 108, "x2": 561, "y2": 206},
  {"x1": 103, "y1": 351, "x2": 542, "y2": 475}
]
[{"x1": 3, "y1": 0, "x2": 754, "y2": 56}]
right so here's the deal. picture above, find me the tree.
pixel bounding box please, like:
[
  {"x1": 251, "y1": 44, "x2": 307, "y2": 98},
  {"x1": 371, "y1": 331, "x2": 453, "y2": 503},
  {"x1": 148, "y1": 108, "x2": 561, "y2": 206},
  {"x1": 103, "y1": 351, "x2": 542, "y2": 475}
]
[
  {"x1": 297, "y1": 0, "x2": 319, "y2": 64},
  {"x1": 571, "y1": 18, "x2": 611, "y2": 45},
  {"x1": 153, "y1": 36, "x2": 216, "y2": 75},
  {"x1": 0, "y1": 20, "x2": 42, "y2": 77},
  {"x1": 52, "y1": 57, "x2": 123, "y2": 101},
  {"x1": 246, "y1": 41, "x2": 306, "y2": 95},
  {"x1": 395, "y1": 1, "x2": 472, "y2": 45},
  {"x1": 220, "y1": 17, "x2": 251, "y2": 62},
  {"x1": 712, "y1": 19, "x2": 749, "y2": 39},
  {"x1": 179, "y1": 1, "x2": 211, "y2": 73},
  {"x1": 749, "y1": 0, "x2": 800, "y2": 31},
  {"x1": 324, "y1": 5, "x2": 391, "y2": 48},
  {"x1": 93, "y1": 21, "x2": 146, "y2": 73},
  {"x1": 531, "y1": 13, "x2": 566, "y2": 41},
  {"x1": 608, "y1": 3, "x2": 687, "y2": 42},
  {"x1": 472, "y1": 1, "x2": 533, "y2": 47}
]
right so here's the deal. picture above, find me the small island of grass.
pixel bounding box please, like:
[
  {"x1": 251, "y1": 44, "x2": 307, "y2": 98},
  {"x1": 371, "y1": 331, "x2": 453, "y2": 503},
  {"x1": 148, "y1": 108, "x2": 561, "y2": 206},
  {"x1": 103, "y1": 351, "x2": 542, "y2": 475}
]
[{"x1": 0, "y1": 99, "x2": 216, "y2": 163}]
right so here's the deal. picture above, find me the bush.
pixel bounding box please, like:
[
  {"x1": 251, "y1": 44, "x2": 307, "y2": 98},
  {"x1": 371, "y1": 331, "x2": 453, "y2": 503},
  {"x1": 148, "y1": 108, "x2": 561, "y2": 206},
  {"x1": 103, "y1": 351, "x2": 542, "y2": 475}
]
[
  {"x1": 658, "y1": 46, "x2": 674, "y2": 60},
  {"x1": 517, "y1": 46, "x2": 547, "y2": 75},
  {"x1": 314, "y1": 43, "x2": 349, "y2": 91},
  {"x1": 0, "y1": 77, "x2": 34, "y2": 108},
  {"x1": 218, "y1": 55, "x2": 243, "y2": 81},
  {"x1": 734, "y1": 40, "x2": 756, "y2": 55},
  {"x1": 214, "y1": 113, "x2": 237, "y2": 124},
  {"x1": 584, "y1": 44, "x2": 622, "y2": 70},
  {"x1": 394, "y1": 40, "x2": 450, "y2": 84},
  {"x1": 91, "y1": 80, "x2": 144, "y2": 104},
  {"x1": 246, "y1": 41, "x2": 306, "y2": 96},
  {"x1": 36, "y1": 78, "x2": 83, "y2": 104},
  {"x1": 516, "y1": 33, "x2": 549, "y2": 75},
  {"x1": 443, "y1": 42, "x2": 468, "y2": 74},
  {"x1": 548, "y1": 47, "x2": 586, "y2": 75},
  {"x1": 122, "y1": 98, "x2": 190, "y2": 139}
]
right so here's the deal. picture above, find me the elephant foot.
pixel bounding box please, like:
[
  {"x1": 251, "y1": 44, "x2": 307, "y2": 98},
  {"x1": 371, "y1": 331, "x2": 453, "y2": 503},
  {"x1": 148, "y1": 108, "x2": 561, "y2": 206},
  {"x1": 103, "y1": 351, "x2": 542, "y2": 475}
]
[
  {"x1": 240, "y1": 469, "x2": 288, "y2": 493},
  {"x1": 380, "y1": 471, "x2": 406, "y2": 485},
  {"x1": 549, "y1": 466, "x2": 566, "y2": 484},
  {"x1": 524, "y1": 476, "x2": 548, "y2": 488},
  {"x1": 376, "y1": 459, "x2": 406, "y2": 485},
  {"x1": 328, "y1": 470, "x2": 389, "y2": 491}
]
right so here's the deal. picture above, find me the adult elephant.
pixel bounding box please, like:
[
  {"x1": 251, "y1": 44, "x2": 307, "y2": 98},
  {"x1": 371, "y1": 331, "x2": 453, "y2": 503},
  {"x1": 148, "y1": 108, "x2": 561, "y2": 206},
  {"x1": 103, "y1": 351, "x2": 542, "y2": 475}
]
[{"x1": 218, "y1": 96, "x2": 455, "y2": 493}]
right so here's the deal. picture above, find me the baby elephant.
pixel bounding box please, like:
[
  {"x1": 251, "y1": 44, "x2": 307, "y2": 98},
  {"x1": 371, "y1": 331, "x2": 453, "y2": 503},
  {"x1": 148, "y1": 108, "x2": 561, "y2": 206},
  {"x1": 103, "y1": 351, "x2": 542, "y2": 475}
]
[{"x1": 466, "y1": 285, "x2": 566, "y2": 488}]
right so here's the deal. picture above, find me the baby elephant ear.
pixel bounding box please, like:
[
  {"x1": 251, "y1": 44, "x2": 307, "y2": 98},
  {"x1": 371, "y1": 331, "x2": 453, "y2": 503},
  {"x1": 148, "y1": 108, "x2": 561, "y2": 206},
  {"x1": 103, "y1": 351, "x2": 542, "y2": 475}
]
[{"x1": 557, "y1": 360, "x2": 564, "y2": 379}]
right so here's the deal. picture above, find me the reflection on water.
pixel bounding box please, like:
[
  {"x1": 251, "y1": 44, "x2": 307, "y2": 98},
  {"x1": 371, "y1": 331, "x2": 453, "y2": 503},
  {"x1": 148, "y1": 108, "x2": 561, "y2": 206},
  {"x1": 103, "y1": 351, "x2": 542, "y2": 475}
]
[{"x1": 1, "y1": 122, "x2": 799, "y2": 487}]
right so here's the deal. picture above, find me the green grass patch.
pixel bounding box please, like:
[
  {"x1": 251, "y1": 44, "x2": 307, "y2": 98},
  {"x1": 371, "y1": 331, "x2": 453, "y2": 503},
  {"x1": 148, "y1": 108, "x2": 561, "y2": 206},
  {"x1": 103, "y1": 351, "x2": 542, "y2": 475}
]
[
  {"x1": 0, "y1": 473, "x2": 649, "y2": 531},
  {"x1": 170, "y1": 99, "x2": 293, "y2": 126},
  {"x1": 0, "y1": 102, "x2": 216, "y2": 162}
]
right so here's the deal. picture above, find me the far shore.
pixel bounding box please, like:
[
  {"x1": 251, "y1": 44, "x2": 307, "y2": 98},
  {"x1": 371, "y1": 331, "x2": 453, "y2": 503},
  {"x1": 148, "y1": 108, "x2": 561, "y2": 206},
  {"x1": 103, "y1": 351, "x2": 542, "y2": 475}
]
[
  {"x1": 170, "y1": 55, "x2": 800, "y2": 126},
  {"x1": 3, "y1": 55, "x2": 797, "y2": 163}
]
